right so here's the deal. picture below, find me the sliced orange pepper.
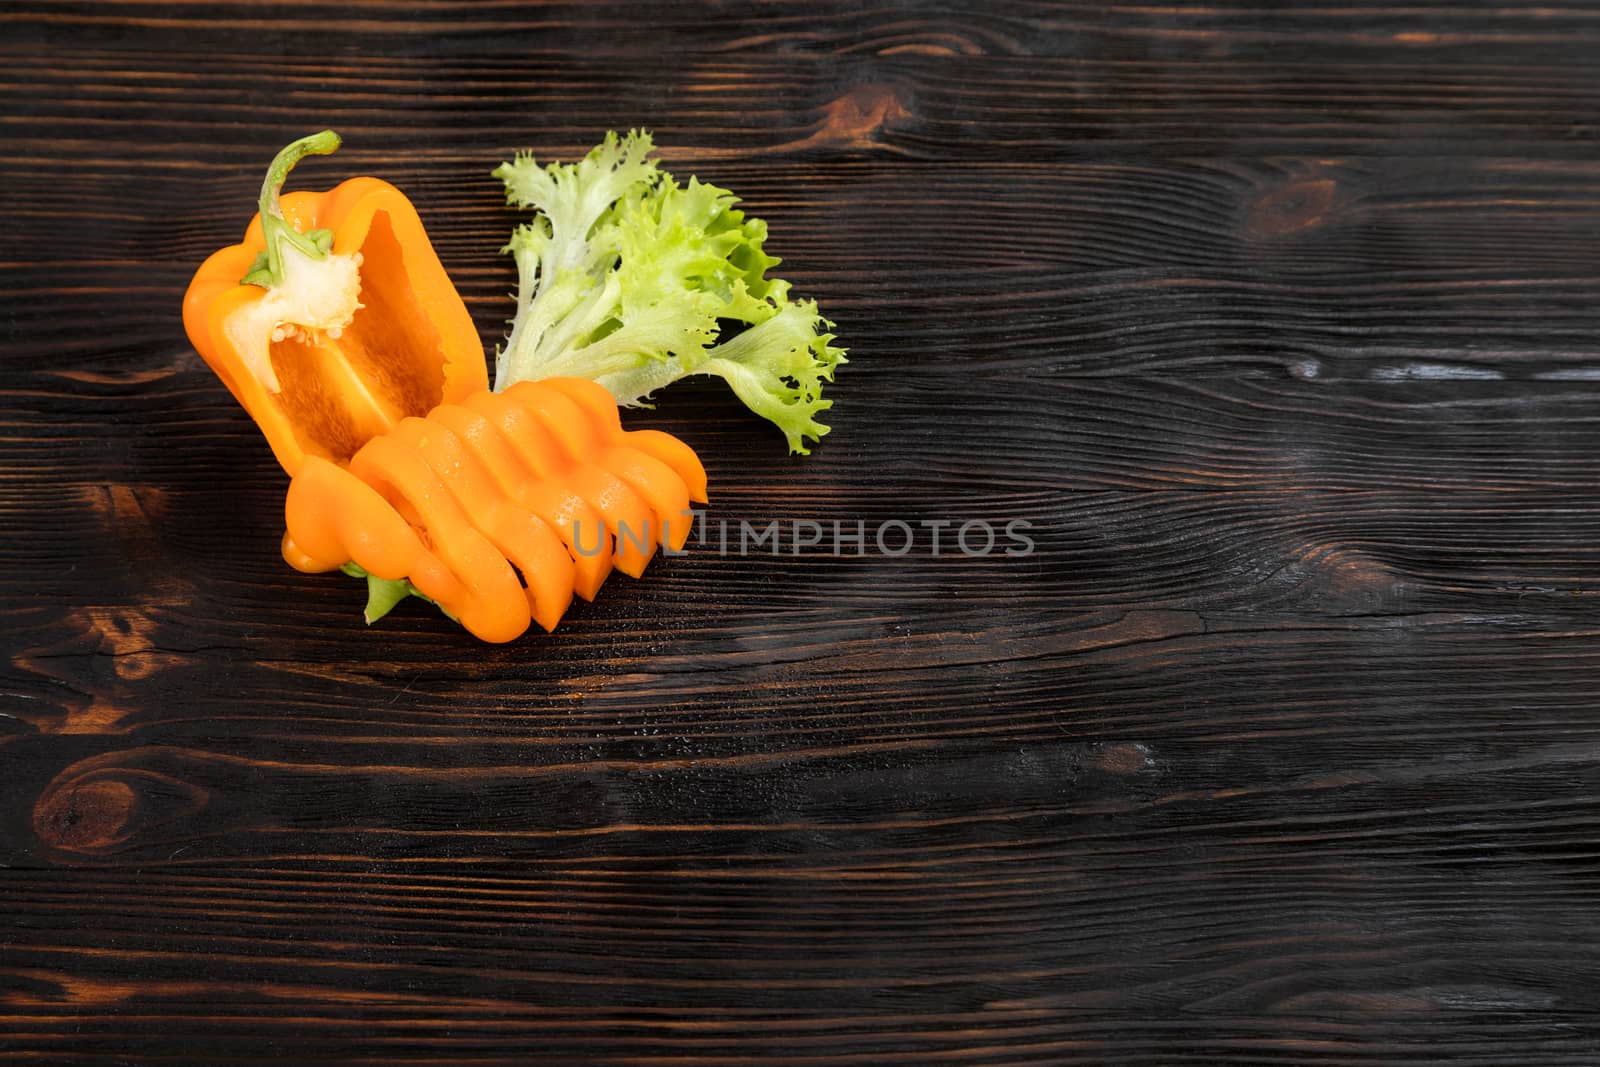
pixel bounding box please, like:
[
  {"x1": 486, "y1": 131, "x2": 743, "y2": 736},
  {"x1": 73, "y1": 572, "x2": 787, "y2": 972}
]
[
  {"x1": 426, "y1": 402, "x2": 612, "y2": 600},
  {"x1": 350, "y1": 434, "x2": 531, "y2": 643},
  {"x1": 601, "y1": 446, "x2": 695, "y2": 552},
  {"x1": 185, "y1": 133, "x2": 710, "y2": 641},
  {"x1": 620, "y1": 428, "x2": 710, "y2": 505},
  {"x1": 539, "y1": 379, "x2": 694, "y2": 551},
  {"x1": 387, "y1": 417, "x2": 576, "y2": 633},
  {"x1": 279, "y1": 378, "x2": 701, "y2": 641},
  {"x1": 458, "y1": 389, "x2": 616, "y2": 600},
  {"x1": 283, "y1": 457, "x2": 429, "y2": 579}
]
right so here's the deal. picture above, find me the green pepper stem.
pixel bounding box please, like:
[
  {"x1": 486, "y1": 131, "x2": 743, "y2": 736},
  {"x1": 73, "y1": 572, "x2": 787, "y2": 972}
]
[{"x1": 240, "y1": 130, "x2": 342, "y2": 288}]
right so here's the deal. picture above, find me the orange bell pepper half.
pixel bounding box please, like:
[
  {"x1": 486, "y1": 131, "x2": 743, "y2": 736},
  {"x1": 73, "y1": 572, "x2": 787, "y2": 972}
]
[{"x1": 181, "y1": 131, "x2": 486, "y2": 477}]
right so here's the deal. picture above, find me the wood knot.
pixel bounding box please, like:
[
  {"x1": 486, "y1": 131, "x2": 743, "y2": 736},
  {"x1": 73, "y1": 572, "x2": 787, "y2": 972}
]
[
  {"x1": 1286, "y1": 541, "x2": 1404, "y2": 610},
  {"x1": 1246, "y1": 177, "x2": 1340, "y2": 239},
  {"x1": 801, "y1": 83, "x2": 912, "y2": 152},
  {"x1": 76, "y1": 604, "x2": 187, "y2": 688},
  {"x1": 1091, "y1": 742, "x2": 1153, "y2": 775},
  {"x1": 1308, "y1": 542, "x2": 1393, "y2": 589},
  {"x1": 87, "y1": 484, "x2": 168, "y2": 559},
  {"x1": 33, "y1": 758, "x2": 208, "y2": 856},
  {"x1": 34, "y1": 777, "x2": 138, "y2": 853}
]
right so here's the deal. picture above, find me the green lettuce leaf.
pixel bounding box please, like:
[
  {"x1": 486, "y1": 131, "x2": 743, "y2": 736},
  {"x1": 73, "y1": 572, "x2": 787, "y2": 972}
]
[
  {"x1": 491, "y1": 130, "x2": 845, "y2": 454},
  {"x1": 340, "y1": 563, "x2": 456, "y2": 626}
]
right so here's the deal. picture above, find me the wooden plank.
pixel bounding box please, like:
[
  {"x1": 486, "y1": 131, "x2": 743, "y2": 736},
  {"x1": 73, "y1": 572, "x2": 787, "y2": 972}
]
[
  {"x1": 9, "y1": 372, "x2": 1600, "y2": 492},
  {"x1": 7, "y1": 608, "x2": 1600, "y2": 1057},
  {"x1": 6, "y1": 605, "x2": 1600, "y2": 760},
  {"x1": 5, "y1": 46, "x2": 1600, "y2": 166},
  {"x1": 9, "y1": 0, "x2": 1600, "y2": 57},
  {"x1": 9, "y1": 156, "x2": 1600, "y2": 377},
  {"x1": 8, "y1": 468, "x2": 1600, "y2": 623},
  {"x1": 5, "y1": 649, "x2": 1600, "y2": 1056}
]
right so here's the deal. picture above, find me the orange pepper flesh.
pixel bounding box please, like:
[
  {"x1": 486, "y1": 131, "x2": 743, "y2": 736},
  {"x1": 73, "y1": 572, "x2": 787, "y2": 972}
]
[
  {"x1": 282, "y1": 377, "x2": 708, "y2": 642},
  {"x1": 182, "y1": 176, "x2": 486, "y2": 477}
]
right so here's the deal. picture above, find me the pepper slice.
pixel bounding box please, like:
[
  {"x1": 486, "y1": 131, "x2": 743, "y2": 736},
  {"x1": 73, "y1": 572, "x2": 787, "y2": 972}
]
[
  {"x1": 182, "y1": 131, "x2": 486, "y2": 477},
  {"x1": 280, "y1": 378, "x2": 704, "y2": 641}
]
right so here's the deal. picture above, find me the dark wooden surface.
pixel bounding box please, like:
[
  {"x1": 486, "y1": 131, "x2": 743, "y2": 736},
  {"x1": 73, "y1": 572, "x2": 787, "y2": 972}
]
[{"x1": 6, "y1": 2, "x2": 1600, "y2": 1063}]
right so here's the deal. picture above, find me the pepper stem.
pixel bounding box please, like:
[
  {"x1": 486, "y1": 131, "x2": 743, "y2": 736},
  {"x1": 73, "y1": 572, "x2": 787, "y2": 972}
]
[{"x1": 240, "y1": 130, "x2": 343, "y2": 288}]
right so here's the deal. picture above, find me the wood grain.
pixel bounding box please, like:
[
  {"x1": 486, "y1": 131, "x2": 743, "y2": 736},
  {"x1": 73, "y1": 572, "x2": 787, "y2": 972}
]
[{"x1": 6, "y1": 3, "x2": 1600, "y2": 1064}]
